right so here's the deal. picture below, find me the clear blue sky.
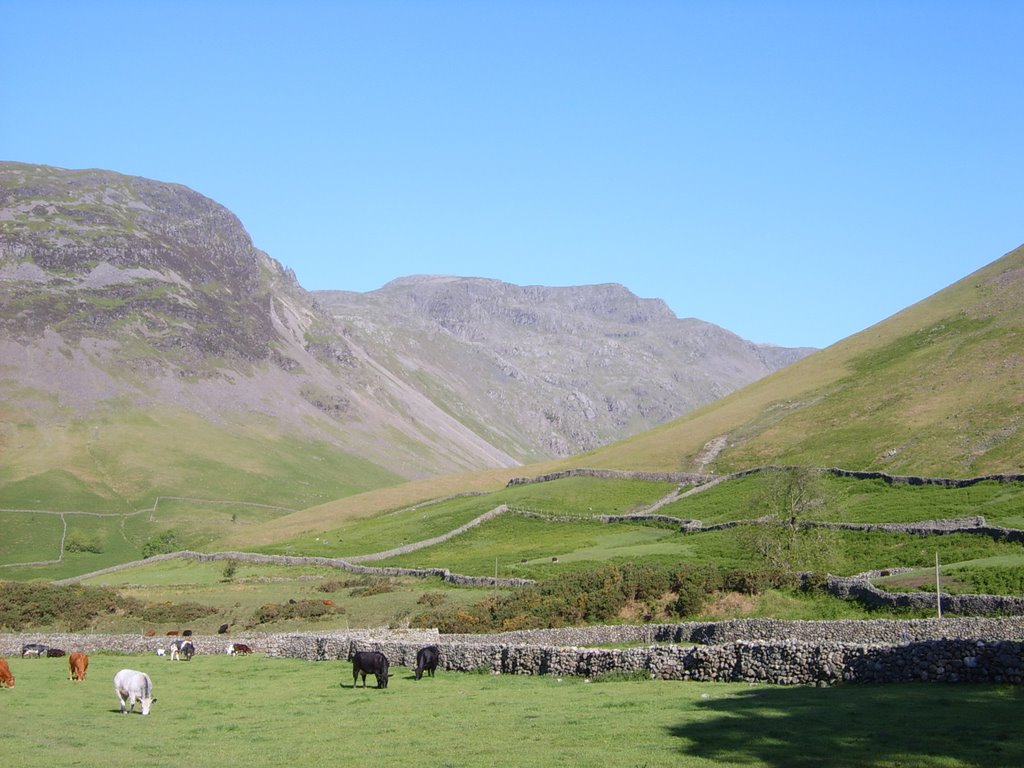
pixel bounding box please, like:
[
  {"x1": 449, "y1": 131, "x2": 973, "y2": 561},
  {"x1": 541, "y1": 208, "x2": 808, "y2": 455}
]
[{"x1": 3, "y1": 1, "x2": 1022, "y2": 348}]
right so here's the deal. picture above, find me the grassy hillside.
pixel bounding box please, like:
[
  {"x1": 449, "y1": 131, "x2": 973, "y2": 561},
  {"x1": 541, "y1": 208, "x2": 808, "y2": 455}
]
[
  {"x1": 0, "y1": 405, "x2": 401, "y2": 515},
  {"x1": 0, "y1": 404, "x2": 403, "y2": 579},
  {"x1": 567, "y1": 245, "x2": 1024, "y2": 476}
]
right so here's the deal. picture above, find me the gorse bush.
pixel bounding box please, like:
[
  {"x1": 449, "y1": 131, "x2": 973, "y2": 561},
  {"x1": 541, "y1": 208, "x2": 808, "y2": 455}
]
[
  {"x1": 412, "y1": 562, "x2": 791, "y2": 633},
  {"x1": 0, "y1": 581, "x2": 140, "y2": 631},
  {"x1": 140, "y1": 600, "x2": 219, "y2": 624},
  {"x1": 249, "y1": 599, "x2": 341, "y2": 626}
]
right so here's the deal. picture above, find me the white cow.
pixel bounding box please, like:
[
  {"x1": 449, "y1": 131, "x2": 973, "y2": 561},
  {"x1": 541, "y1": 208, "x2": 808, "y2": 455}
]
[{"x1": 114, "y1": 669, "x2": 154, "y2": 715}]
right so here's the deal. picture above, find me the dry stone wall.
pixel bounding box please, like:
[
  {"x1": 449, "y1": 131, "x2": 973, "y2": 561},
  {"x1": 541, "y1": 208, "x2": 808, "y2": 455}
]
[{"x1": 6, "y1": 618, "x2": 1024, "y2": 686}]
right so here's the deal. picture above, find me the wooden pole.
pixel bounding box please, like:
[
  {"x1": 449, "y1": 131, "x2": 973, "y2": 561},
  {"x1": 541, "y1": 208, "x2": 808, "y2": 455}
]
[{"x1": 936, "y1": 551, "x2": 942, "y2": 619}]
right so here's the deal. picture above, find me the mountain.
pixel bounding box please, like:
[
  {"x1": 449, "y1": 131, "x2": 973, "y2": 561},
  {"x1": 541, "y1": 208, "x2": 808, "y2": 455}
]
[
  {"x1": 0, "y1": 162, "x2": 809, "y2": 511},
  {"x1": 570, "y1": 244, "x2": 1024, "y2": 477},
  {"x1": 316, "y1": 276, "x2": 811, "y2": 461},
  {"x1": 223, "y1": 242, "x2": 1024, "y2": 548}
]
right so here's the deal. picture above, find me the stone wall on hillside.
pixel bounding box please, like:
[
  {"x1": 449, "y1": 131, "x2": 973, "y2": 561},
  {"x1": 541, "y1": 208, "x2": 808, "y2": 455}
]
[
  {"x1": 53, "y1": 549, "x2": 535, "y2": 588},
  {"x1": 822, "y1": 575, "x2": 1024, "y2": 613},
  {"x1": 5, "y1": 618, "x2": 1024, "y2": 686}
]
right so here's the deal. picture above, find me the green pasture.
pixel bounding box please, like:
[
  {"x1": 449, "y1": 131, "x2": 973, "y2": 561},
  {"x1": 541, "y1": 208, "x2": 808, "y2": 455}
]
[
  {"x1": 875, "y1": 553, "x2": 1024, "y2": 596},
  {"x1": 0, "y1": 498, "x2": 303, "y2": 581},
  {"x1": 0, "y1": 510, "x2": 64, "y2": 564},
  {"x1": 1, "y1": 653, "x2": 1021, "y2": 767},
  {"x1": 499, "y1": 476, "x2": 676, "y2": 515},
  {"x1": 258, "y1": 476, "x2": 678, "y2": 559},
  {"x1": 256, "y1": 493, "x2": 500, "y2": 558},
  {"x1": 370, "y1": 510, "x2": 1024, "y2": 586},
  {"x1": 80, "y1": 559, "x2": 497, "y2": 633},
  {"x1": 663, "y1": 474, "x2": 1024, "y2": 527}
]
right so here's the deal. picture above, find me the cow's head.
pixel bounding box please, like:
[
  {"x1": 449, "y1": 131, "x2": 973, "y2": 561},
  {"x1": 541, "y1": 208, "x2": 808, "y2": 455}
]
[{"x1": 140, "y1": 696, "x2": 154, "y2": 715}]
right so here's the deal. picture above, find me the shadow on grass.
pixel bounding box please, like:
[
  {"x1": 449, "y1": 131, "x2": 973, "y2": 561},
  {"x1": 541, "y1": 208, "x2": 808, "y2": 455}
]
[{"x1": 671, "y1": 683, "x2": 1024, "y2": 767}]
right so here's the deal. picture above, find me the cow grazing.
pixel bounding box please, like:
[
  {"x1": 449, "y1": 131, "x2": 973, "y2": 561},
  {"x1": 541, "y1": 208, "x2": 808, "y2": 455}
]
[
  {"x1": 21, "y1": 643, "x2": 48, "y2": 658},
  {"x1": 0, "y1": 658, "x2": 14, "y2": 688},
  {"x1": 415, "y1": 645, "x2": 440, "y2": 680},
  {"x1": 46, "y1": 648, "x2": 66, "y2": 657},
  {"x1": 114, "y1": 669, "x2": 154, "y2": 715},
  {"x1": 169, "y1": 639, "x2": 195, "y2": 661},
  {"x1": 68, "y1": 652, "x2": 89, "y2": 681},
  {"x1": 166, "y1": 630, "x2": 180, "y2": 637},
  {"x1": 182, "y1": 629, "x2": 193, "y2": 637},
  {"x1": 156, "y1": 649, "x2": 165, "y2": 657},
  {"x1": 227, "y1": 643, "x2": 252, "y2": 655},
  {"x1": 351, "y1": 651, "x2": 389, "y2": 689},
  {"x1": 217, "y1": 623, "x2": 230, "y2": 634},
  {"x1": 144, "y1": 629, "x2": 157, "y2": 637}
]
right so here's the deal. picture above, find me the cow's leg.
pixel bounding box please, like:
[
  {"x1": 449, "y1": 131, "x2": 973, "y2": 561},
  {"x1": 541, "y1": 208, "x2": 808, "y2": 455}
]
[{"x1": 118, "y1": 693, "x2": 128, "y2": 714}]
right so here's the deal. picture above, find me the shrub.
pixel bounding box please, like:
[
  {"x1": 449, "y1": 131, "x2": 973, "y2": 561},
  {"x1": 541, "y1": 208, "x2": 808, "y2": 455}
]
[
  {"x1": 140, "y1": 601, "x2": 218, "y2": 624},
  {"x1": 671, "y1": 580, "x2": 707, "y2": 617},
  {"x1": 64, "y1": 530, "x2": 104, "y2": 554},
  {"x1": 417, "y1": 592, "x2": 446, "y2": 607},
  {"x1": 0, "y1": 581, "x2": 141, "y2": 631},
  {"x1": 350, "y1": 579, "x2": 396, "y2": 597},
  {"x1": 249, "y1": 599, "x2": 340, "y2": 626},
  {"x1": 142, "y1": 530, "x2": 181, "y2": 558},
  {"x1": 317, "y1": 580, "x2": 346, "y2": 593}
]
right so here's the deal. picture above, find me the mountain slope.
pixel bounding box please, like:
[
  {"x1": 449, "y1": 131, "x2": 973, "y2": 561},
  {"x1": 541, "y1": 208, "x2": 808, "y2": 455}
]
[
  {"x1": 1, "y1": 162, "x2": 810, "y2": 514},
  {"x1": 0, "y1": 162, "x2": 518, "y2": 512},
  {"x1": 317, "y1": 276, "x2": 811, "y2": 460},
  {"x1": 224, "y1": 243, "x2": 1024, "y2": 547},
  {"x1": 568, "y1": 244, "x2": 1024, "y2": 476}
]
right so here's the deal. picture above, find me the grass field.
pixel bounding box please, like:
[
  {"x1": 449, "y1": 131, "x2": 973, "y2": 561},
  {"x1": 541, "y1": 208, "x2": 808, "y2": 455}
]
[
  {"x1": 75, "y1": 559, "x2": 497, "y2": 634},
  {"x1": 6, "y1": 472, "x2": 1024, "y2": 626},
  {"x1": 1, "y1": 653, "x2": 1021, "y2": 768}
]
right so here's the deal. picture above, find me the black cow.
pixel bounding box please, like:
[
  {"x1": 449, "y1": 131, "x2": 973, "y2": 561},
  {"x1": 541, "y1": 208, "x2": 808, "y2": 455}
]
[
  {"x1": 351, "y1": 651, "x2": 389, "y2": 689},
  {"x1": 415, "y1": 645, "x2": 439, "y2": 680},
  {"x1": 217, "y1": 623, "x2": 230, "y2": 634},
  {"x1": 170, "y1": 639, "x2": 195, "y2": 661},
  {"x1": 46, "y1": 647, "x2": 66, "y2": 657},
  {"x1": 21, "y1": 643, "x2": 48, "y2": 658}
]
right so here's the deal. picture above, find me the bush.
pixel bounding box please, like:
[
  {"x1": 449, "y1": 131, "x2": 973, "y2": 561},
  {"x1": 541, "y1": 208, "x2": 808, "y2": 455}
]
[
  {"x1": 350, "y1": 579, "x2": 396, "y2": 597},
  {"x1": 317, "y1": 580, "x2": 346, "y2": 593},
  {"x1": 671, "y1": 580, "x2": 707, "y2": 617},
  {"x1": 0, "y1": 581, "x2": 141, "y2": 631},
  {"x1": 142, "y1": 530, "x2": 181, "y2": 558},
  {"x1": 140, "y1": 601, "x2": 219, "y2": 624},
  {"x1": 64, "y1": 530, "x2": 103, "y2": 554},
  {"x1": 249, "y1": 599, "x2": 341, "y2": 626}
]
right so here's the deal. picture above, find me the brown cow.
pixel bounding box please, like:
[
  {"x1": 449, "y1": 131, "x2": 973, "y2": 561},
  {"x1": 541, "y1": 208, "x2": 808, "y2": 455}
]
[
  {"x1": 68, "y1": 652, "x2": 89, "y2": 681},
  {"x1": 166, "y1": 630, "x2": 180, "y2": 636},
  {"x1": 0, "y1": 658, "x2": 14, "y2": 688},
  {"x1": 228, "y1": 643, "x2": 253, "y2": 655}
]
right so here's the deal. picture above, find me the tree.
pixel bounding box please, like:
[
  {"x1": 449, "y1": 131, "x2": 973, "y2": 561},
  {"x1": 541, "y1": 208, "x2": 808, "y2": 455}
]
[{"x1": 743, "y1": 466, "x2": 837, "y2": 573}]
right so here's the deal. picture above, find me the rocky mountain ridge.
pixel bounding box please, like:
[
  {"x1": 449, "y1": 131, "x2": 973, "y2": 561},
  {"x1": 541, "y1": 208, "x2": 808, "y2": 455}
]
[
  {"x1": 0, "y1": 162, "x2": 812, "y2": 506},
  {"x1": 317, "y1": 276, "x2": 812, "y2": 458}
]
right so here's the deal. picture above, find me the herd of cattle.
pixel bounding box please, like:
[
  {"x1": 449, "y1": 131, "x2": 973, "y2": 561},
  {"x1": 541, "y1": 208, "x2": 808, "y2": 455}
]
[{"x1": 0, "y1": 641, "x2": 442, "y2": 712}]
